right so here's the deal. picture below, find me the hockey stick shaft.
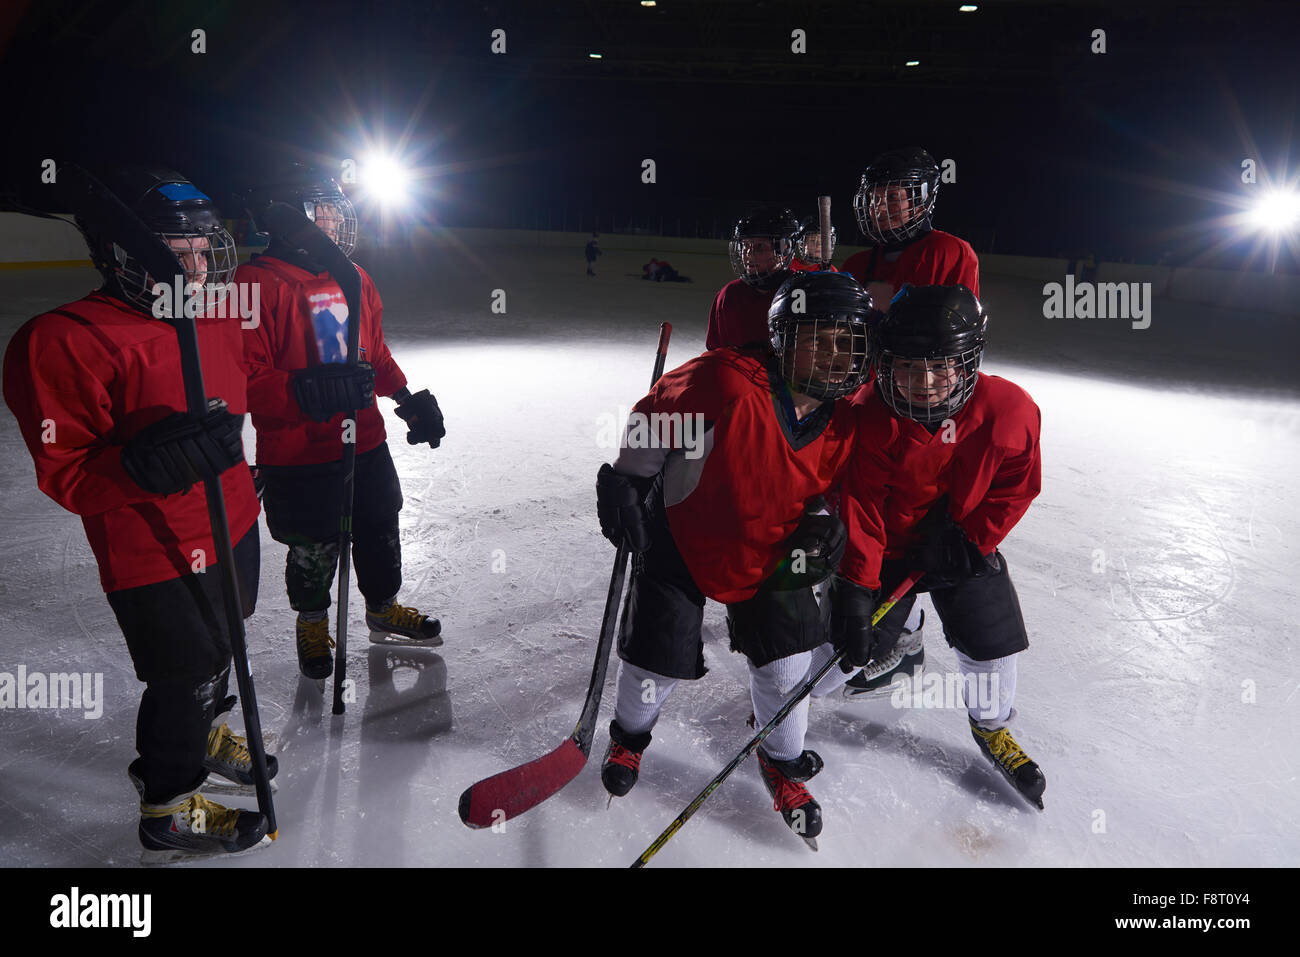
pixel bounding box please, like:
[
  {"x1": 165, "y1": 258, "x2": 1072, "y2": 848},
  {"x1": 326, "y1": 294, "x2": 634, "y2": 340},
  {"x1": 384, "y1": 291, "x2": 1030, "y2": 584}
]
[
  {"x1": 458, "y1": 322, "x2": 672, "y2": 828},
  {"x1": 631, "y1": 570, "x2": 924, "y2": 867},
  {"x1": 818, "y1": 195, "x2": 832, "y2": 268}
]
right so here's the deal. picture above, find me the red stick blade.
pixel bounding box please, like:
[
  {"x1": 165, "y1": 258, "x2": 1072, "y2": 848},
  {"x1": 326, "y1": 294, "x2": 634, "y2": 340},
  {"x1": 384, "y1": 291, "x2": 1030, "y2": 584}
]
[{"x1": 458, "y1": 738, "x2": 587, "y2": 828}]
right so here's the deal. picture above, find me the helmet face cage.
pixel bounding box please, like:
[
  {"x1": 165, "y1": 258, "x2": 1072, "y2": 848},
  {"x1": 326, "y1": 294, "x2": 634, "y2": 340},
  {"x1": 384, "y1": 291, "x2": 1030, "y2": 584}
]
[
  {"x1": 772, "y1": 314, "x2": 871, "y2": 401},
  {"x1": 730, "y1": 234, "x2": 794, "y2": 286},
  {"x1": 111, "y1": 224, "x2": 238, "y2": 315},
  {"x1": 853, "y1": 175, "x2": 938, "y2": 245},
  {"x1": 875, "y1": 346, "x2": 982, "y2": 426},
  {"x1": 302, "y1": 191, "x2": 358, "y2": 257},
  {"x1": 796, "y1": 224, "x2": 836, "y2": 263}
]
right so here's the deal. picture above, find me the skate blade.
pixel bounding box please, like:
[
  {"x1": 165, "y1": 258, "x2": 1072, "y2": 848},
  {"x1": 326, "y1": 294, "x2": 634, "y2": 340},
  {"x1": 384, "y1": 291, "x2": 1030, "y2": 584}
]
[
  {"x1": 802, "y1": 836, "x2": 819, "y2": 852},
  {"x1": 368, "y1": 628, "x2": 443, "y2": 648},
  {"x1": 139, "y1": 833, "x2": 273, "y2": 866}
]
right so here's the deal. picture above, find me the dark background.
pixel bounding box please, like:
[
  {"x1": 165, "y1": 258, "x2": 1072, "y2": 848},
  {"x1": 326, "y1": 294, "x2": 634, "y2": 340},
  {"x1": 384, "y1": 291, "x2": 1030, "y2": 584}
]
[{"x1": 1, "y1": 0, "x2": 1297, "y2": 269}]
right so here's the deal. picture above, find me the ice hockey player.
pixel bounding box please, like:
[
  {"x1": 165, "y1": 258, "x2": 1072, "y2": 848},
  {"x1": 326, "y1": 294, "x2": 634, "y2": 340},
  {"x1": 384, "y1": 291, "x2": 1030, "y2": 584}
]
[
  {"x1": 237, "y1": 165, "x2": 445, "y2": 681},
  {"x1": 838, "y1": 148, "x2": 980, "y2": 699},
  {"x1": 596, "y1": 270, "x2": 874, "y2": 845},
  {"x1": 843, "y1": 148, "x2": 979, "y2": 308},
  {"x1": 2, "y1": 166, "x2": 273, "y2": 858},
  {"x1": 790, "y1": 217, "x2": 838, "y2": 272},
  {"x1": 704, "y1": 207, "x2": 801, "y2": 351},
  {"x1": 831, "y1": 284, "x2": 1047, "y2": 810},
  {"x1": 585, "y1": 233, "x2": 602, "y2": 276}
]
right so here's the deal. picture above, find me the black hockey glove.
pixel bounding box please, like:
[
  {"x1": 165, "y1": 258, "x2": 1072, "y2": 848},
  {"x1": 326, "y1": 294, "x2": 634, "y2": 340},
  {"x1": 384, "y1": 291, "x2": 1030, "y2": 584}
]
[
  {"x1": 766, "y1": 498, "x2": 847, "y2": 589},
  {"x1": 292, "y1": 361, "x2": 375, "y2": 422},
  {"x1": 596, "y1": 463, "x2": 653, "y2": 553},
  {"x1": 829, "y1": 577, "x2": 907, "y2": 670},
  {"x1": 905, "y1": 495, "x2": 992, "y2": 582},
  {"x1": 121, "y1": 399, "x2": 245, "y2": 496},
  {"x1": 394, "y1": 388, "x2": 446, "y2": 448}
]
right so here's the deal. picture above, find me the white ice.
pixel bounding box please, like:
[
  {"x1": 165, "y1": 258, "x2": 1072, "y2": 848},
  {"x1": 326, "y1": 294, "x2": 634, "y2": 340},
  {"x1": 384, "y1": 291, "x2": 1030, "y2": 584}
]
[{"x1": 1, "y1": 239, "x2": 1297, "y2": 867}]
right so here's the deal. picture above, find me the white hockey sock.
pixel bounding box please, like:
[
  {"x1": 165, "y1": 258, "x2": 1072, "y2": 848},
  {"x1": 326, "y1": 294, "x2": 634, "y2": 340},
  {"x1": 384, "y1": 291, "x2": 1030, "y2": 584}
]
[
  {"x1": 613, "y1": 662, "x2": 679, "y2": 735},
  {"x1": 749, "y1": 652, "x2": 813, "y2": 762},
  {"x1": 954, "y1": 649, "x2": 1018, "y2": 729}
]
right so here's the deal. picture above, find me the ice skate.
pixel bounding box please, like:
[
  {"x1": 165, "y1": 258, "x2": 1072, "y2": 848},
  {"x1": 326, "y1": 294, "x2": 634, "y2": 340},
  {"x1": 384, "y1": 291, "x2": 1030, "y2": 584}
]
[
  {"x1": 138, "y1": 790, "x2": 271, "y2": 863},
  {"x1": 842, "y1": 611, "x2": 926, "y2": 700},
  {"x1": 969, "y1": 718, "x2": 1046, "y2": 811},
  {"x1": 201, "y1": 719, "x2": 279, "y2": 796},
  {"x1": 366, "y1": 600, "x2": 442, "y2": 647},
  {"x1": 756, "y1": 748, "x2": 824, "y2": 850},
  {"x1": 296, "y1": 612, "x2": 335, "y2": 680},
  {"x1": 601, "y1": 719, "x2": 652, "y2": 800}
]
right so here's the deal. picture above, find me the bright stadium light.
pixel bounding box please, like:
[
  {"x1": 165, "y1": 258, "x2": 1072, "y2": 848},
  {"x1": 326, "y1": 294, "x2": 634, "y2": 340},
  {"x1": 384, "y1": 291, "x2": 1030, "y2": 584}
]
[
  {"x1": 905, "y1": 60, "x2": 920, "y2": 67},
  {"x1": 1247, "y1": 188, "x2": 1300, "y2": 233},
  {"x1": 959, "y1": 4, "x2": 979, "y2": 11},
  {"x1": 360, "y1": 152, "x2": 411, "y2": 208}
]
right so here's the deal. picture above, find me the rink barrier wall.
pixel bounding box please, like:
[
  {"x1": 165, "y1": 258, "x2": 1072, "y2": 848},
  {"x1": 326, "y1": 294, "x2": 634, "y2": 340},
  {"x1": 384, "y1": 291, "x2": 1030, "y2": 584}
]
[{"x1": 3, "y1": 217, "x2": 1295, "y2": 315}]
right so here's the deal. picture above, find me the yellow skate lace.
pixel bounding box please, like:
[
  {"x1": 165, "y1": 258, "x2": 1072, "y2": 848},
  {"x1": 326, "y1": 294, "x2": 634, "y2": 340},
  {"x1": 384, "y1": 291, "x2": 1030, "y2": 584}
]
[
  {"x1": 297, "y1": 617, "x2": 335, "y2": 657},
  {"x1": 375, "y1": 603, "x2": 424, "y2": 630},
  {"x1": 141, "y1": 793, "x2": 240, "y2": 838},
  {"x1": 207, "y1": 723, "x2": 250, "y2": 771},
  {"x1": 183, "y1": 794, "x2": 241, "y2": 838},
  {"x1": 974, "y1": 726, "x2": 1032, "y2": 772}
]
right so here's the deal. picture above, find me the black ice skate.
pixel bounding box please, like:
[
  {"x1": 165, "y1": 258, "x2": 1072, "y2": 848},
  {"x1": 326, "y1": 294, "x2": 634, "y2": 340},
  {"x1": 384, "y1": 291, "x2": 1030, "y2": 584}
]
[
  {"x1": 137, "y1": 790, "x2": 271, "y2": 864},
  {"x1": 756, "y1": 748, "x2": 824, "y2": 850},
  {"x1": 843, "y1": 610, "x2": 926, "y2": 700},
  {"x1": 201, "y1": 715, "x2": 279, "y2": 796},
  {"x1": 296, "y1": 613, "x2": 335, "y2": 680},
  {"x1": 969, "y1": 718, "x2": 1046, "y2": 811},
  {"x1": 366, "y1": 600, "x2": 443, "y2": 647},
  {"x1": 601, "y1": 720, "x2": 652, "y2": 799}
]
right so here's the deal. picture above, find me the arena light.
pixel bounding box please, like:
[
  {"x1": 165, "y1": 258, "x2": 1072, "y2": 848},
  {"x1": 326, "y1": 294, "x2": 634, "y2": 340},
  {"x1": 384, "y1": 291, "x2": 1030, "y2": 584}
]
[
  {"x1": 905, "y1": 60, "x2": 920, "y2": 67},
  {"x1": 360, "y1": 152, "x2": 412, "y2": 208},
  {"x1": 589, "y1": 52, "x2": 603, "y2": 58},
  {"x1": 959, "y1": 4, "x2": 979, "y2": 11},
  {"x1": 1246, "y1": 188, "x2": 1300, "y2": 233}
]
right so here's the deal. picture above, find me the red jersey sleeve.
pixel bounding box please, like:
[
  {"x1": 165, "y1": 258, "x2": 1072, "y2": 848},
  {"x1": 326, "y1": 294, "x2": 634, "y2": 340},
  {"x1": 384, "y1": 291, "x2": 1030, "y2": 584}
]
[
  {"x1": 358, "y1": 267, "x2": 407, "y2": 398},
  {"x1": 2, "y1": 318, "x2": 155, "y2": 517},
  {"x1": 705, "y1": 289, "x2": 725, "y2": 351},
  {"x1": 836, "y1": 409, "x2": 894, "y2": 589},
  {"x1": 958, "y1": 410, "x2": 1041, "y2": 553},
  {"x1": 240, "y1": 267, "x2": 301, "y2": 423}
]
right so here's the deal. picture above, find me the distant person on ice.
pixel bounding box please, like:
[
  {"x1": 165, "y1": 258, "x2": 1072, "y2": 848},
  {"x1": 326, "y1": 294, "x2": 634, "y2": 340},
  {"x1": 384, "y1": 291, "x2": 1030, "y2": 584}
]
[
  {"x1": 3, "y1": 167, "x2": 273, "y2": 859},
  {"x1": 641, "y1": 258, "x2": 688, "y2": 282},
  {"x1": 595, "y1": 271, "x2": 875, "y2": 846},
  {"x1": 585, "y1": 233, "x2": 601, "y2": 276},
  {"x1": 238, "y1": 165, "x2": 446, "y2": 682}
]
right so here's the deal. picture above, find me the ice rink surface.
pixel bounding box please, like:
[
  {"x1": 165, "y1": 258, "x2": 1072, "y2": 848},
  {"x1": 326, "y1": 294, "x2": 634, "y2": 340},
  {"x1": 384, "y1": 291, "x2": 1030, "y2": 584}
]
[{"x1": 1, "y1": 239, "x2": 1297, "y2": 868}]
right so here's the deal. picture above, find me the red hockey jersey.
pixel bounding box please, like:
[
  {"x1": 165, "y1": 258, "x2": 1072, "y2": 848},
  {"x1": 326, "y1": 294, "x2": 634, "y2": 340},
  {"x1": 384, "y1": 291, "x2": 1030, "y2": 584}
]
[
  {"x1": 838, "y1": 374, "x2": 1041, "y2": 590},
  {"x1": 613, "y1": 350, "x2": 858, "y2": 603},
  {"x1": 789, "y1": 258, "x2": 839, "y2": 273},
  {"x1": 841, "y1": 229, "x2": 980, "y2": 300},
  {"x1": 2, "y1": 292, "x2": 260, "y2": 593},
  {"x1": 234, "y1": 255, "x2": 407, "y2": 466},
  {"x1": 704, "y1": 278, "x2": 778, "y2": 352}
]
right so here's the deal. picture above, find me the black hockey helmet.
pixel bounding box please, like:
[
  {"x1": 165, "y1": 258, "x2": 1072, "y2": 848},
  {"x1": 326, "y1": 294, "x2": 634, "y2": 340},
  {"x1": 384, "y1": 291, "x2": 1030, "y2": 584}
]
[
  {"x1": 73, "y1": 165, "x2": 237, "y2": 315},
  {"x1": 852, "y1": 147, "x2": 941, "y2": 247},
  {"x1": 795, "y1": 216, "x2": 837, "y2": 263},
  {"x1": 872, "y1": 284, "x2": 987, "y2": 425},
  {"x1": 730, "y1": 206, "x2": 800, "y2": 289},
  {"x1": 244, "y1": 164, "x2": 358, "y2": 257},
  {"x1": 768, "y1": 270, "x2": 874, "y2": 400}
]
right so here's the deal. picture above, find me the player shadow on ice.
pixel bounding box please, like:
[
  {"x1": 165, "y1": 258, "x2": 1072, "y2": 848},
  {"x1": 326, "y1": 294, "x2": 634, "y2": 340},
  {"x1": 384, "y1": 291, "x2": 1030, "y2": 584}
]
[{"x1": 813, "y1": 707, "x2": 1032, "y2": 814}]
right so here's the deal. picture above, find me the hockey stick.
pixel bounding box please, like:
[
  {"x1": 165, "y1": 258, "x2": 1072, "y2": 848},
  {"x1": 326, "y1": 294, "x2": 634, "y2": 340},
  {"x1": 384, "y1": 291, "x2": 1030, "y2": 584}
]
[
  {"x1": 631, "y1": 570, "x2": 924, "y2": 867},
  {"x1": 59, "y1": 165, "x2": 279, "y2": 836},
  {"x1": 458, "y1": 321, "x2": 673, "y2": 828},
  {"x1": 818, "y1": 195, "x2": 832, "y2": 268},
  {"x1": 259, "y1": 203, "x2": 363, "y2": 716}
]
